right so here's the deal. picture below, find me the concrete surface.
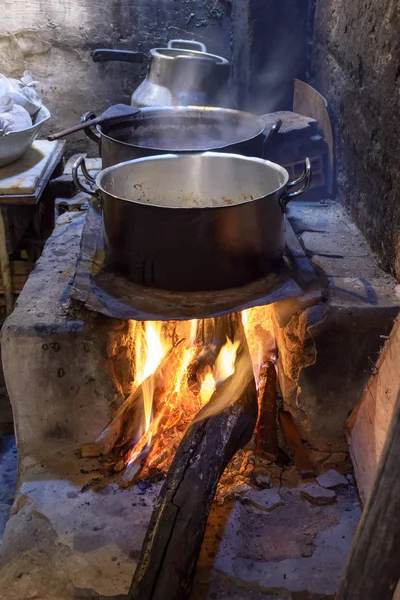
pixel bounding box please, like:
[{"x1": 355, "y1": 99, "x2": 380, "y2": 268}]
[
  {"x1": 1, "y1": 211, "x2": 122, "y2": 461},
  {"x1": 193, "y1": 481, "x2": 361, "y2": 600},
  {"x1": 310, "y1": 0, "x2": 400, "y2": 279},
  {"x1": 274, "y1": 201, "x2": 399, "y2": 453},
  {"x1": 0, "y1": 440, "x2": 361, "y2": 599}
]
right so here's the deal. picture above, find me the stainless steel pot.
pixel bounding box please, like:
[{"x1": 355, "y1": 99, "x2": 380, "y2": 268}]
[
  {"x1": 82, "y1": 106, "x2": 278, "y2": 168},
  {"x1": 73, "y1": 152, "x2": 311, "y2": 292},
  {"x1": 92, "y1": 39, "x2": 230, "y2": 108}
]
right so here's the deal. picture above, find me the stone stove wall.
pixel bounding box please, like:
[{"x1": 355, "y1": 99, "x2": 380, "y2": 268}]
[{"x1": 310, "y1": 0, "x2": 400, "y2": 279}]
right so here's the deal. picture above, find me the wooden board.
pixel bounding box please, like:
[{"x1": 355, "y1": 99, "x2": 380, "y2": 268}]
[
  {"x1": 346, "y1": 316, "x2": 400, "y2": 505},
  {"x1": 337, "y1": 392, "x2": 400, "y2": 599},
  {"x1": 293, "y1": 79, "x2": 334, "y2": 195},
  {"x1": 0, "y1": 140, "x2": 65, "y2": 204}
]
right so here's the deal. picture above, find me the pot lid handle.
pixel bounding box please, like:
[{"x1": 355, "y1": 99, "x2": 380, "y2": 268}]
[{"x1": 167, "y1": 39, "x2": 207, "y2": 53}]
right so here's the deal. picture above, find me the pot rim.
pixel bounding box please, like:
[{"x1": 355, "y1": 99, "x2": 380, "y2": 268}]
[
  {"x1": 150, "y1": 47, "x2": 230, "y2": 66},
  {"x1": 97, "y1": 106, "x2": 265, "y2": 152},
  {"x1": 95, "y1": 151, "x2": 290, "y2": 209}
]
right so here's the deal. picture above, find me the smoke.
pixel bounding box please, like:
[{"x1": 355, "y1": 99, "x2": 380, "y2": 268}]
[{"x1": 244, "y1": 40, "x2": 305, "y2": 116}]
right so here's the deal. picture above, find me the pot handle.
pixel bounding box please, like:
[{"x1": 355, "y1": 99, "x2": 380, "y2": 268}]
[
  {"x1": 91, "y1": 49, "x2": 149, "y2": 63},
  {"x1": 281, "y1": 158, "x2": 312, "y2": 208},
  {"x1": 167, "y1": 39, "x2": 207, "y2": 52},
  {"x1": 80, "y1": 111, "x2": 101, "y2": 144},
  {"x1": 262, "y1": 119, "x2": 282, "y2": 157},
  {"x1": 72, "y1": 156, "x2": 97, "y2": 197}
]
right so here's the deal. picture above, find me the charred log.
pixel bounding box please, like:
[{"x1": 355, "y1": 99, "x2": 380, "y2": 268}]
[
  {"x1": 279, "y1": 410, "x2": 313, "y2": 479},
  {"x1": 95, "y1": 340, "x2": 185, "y2": 456},
  {"x1": 187, "y1": 313, "x2": 240, "y2": 394},
  {"x1": 129, "y1": 317, "x2": 257, "y2": 600},
  {"x1": 256, "y1": 360, "x2": 278, "y2": 460}
]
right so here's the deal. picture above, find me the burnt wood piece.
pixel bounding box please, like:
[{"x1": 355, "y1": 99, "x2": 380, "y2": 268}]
[
  {"x1": 336, "y1": 393, "x2": 400, "y2": 600},
  {"x1": 187, "y1": 314, "x2": 241, "y2": 393},
  {"x1": 256, "y1": 361, "x2": 278, "y2": 460},
  {"x1": 129, "y1": 320, "x2": 258, "y2": 600},
  {"x1": 279, "y1": 410, "x2": 313, "y2": 479},
  {"x1": 96, "y1": 340, "x2": 185, "y2": 456}
]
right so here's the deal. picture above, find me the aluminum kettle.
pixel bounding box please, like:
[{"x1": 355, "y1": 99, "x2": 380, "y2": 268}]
[{"x1": 92, "y1": 39, "x2": 230, "y2": 108}]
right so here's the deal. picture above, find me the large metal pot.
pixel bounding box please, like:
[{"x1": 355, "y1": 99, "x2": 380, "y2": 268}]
[
  {"x1": 73, "y1": 152, "x2": 311, "y2": 292},
  {"x1": 92, "y1": 39, "x2": 230, "y2": 108},
  {"x1": 82, "y1": 106, "x2": 277, "y2": 168}
]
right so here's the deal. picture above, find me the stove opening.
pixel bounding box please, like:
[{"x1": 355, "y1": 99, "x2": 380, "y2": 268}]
[{"x1": 96, "y1": 308, "x2": 276, "y2": 488}]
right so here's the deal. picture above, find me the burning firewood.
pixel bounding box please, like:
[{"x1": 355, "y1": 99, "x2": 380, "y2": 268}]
[
  {"x1": 279, "y1": 410, "x2": 314, "y2": 479},
  {"x1": 187, "y1": 313, "x2": 241, "y2": 394},
  {"x1": 256, "y1": 360, "x2": 278, "y2": 460},
  {"x1": 129, "y1": 315, "x2": 258, "y2": 600},
  {"x1": 95, "y1": 339, "x2": 185, "y2": 457}
]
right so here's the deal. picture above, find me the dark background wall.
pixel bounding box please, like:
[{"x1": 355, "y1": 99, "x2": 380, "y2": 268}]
[
  {"x1": 310, "y1": 0, "x2": 400, "y2": 279},
  {"x1": 246, "y1": 0, "x2": 310, "y2": 113}
]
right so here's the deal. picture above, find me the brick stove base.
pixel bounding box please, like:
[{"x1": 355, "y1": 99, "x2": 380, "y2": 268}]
[{"x1": 0, "y1": 203, "x2": 398, "y2": 598}]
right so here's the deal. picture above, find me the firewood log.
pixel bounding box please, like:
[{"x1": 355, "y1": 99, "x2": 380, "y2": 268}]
[
  {"x1": 96, "y1": 340, "x2": 185, "y2": 455},
  {"x1": 256, "y1": 360, "x2": 278, "y2": 460},
  {"x1": 129, "y1": 316, "x2": 257, "y2": 600},
  {"x1": 187, "y1": 313, "x2": 241, "y2": 393}
]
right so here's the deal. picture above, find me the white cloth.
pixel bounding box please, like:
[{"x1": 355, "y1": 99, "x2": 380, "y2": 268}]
[
  {"x1": 0, "y1": 71, "x2": 42, "y2": 117},
  {"x1": 0, "y1": 95, "x2": 32, "y2": 135}
]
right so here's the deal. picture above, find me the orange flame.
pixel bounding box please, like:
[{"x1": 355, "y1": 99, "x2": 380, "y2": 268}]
[
  {"x1": 215, "y1": 337, "x2": 240, "y2": 385},
  {"x1": 199, "y1": 371, "x2": 215, "y2": 405},
  {"x1": 135, "y1": 322, "x2": 169, "y2": 441},
  {"x1": 123, "y1": 308, "x2": 275, "y2": 475}
]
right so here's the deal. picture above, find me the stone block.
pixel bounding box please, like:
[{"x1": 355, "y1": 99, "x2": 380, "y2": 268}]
[
  {"x1": 273, "y1": 202, "x2": 399, "y2": 454},
  {"x1": 245, "y1": 488, "x2": 283, "y2": 512},
  {"x1": 300, "y1": 483, "x2": 337, "y2": 505},
  {"x1": 301, "y1": 231, "x2": 370, "y2": 258},
  {"x1": 316, "y1": 470, "x2": 348, "y2": 489},
  {"x1": 1, "y1": 213, "x2": 120, "y2": 460}
]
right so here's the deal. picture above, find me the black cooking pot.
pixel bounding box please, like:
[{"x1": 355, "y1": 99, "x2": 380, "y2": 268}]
[
  {"x1": 82, "y1": 106, "x2": 281, "y2": 168},
  {"x1": 73, "y1": 152, "x2": 311, "y2": 291}
]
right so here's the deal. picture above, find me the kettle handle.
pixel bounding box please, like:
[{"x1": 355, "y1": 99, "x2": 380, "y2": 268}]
[
  {"x1": 91, "y1": 49, "x2": 149, "y2": 63},
  {"x1": 167, "y1": 39, "x2": 207, "y2": 53}
]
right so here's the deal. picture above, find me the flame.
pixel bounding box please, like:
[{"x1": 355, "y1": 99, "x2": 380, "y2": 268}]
[
  {"x1": 241, "y1": 306, "x2": 275, "y2": 387},
  {"x1": 173, "y1": 347, "x2": 195, "y2": 394},
  {"x1": 136, "y1": 322, "x2": 167, "y2": 384},
  {"x1": 121, "y1": 308, "x2": 276, "y2": 478},
  {"x1": 199, "y1": 370, "x2": 215, "y2": 405},
  {"x1": 134, "y1": 322, "x2": 169, "y2": 445},
  {"x1": 215, "y1": 337, "x2": 240, "y2": 385},
  {"x1": 189, "y1": 319, "x2": 198, "y2": 345}
]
